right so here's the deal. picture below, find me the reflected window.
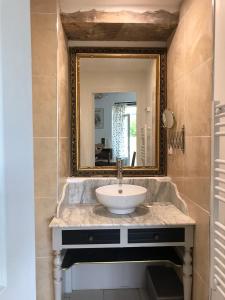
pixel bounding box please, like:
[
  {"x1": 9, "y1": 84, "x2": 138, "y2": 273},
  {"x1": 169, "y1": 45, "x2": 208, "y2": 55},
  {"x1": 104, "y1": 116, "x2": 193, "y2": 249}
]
[{"x1": 95, "y1": 92, "x2": 137, "y2": 167}]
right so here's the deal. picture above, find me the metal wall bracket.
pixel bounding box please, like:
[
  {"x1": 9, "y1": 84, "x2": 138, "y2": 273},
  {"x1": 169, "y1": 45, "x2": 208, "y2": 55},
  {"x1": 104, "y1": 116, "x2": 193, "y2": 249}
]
[{"x1": 168, "y1": 125, "x2": 185, "y2": 153}]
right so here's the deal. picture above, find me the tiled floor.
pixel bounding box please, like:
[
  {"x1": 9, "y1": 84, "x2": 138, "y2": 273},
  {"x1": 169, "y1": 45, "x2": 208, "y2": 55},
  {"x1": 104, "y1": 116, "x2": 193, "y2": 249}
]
[{"x1": 63, "y1": 288, "x2": 149, "y2": 300}]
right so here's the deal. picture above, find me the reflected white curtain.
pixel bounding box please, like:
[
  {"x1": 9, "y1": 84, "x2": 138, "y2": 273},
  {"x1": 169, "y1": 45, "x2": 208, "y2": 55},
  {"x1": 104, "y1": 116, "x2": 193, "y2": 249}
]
[{"x1": 112, "y1": 103, "x2": 126, "y2": 160}]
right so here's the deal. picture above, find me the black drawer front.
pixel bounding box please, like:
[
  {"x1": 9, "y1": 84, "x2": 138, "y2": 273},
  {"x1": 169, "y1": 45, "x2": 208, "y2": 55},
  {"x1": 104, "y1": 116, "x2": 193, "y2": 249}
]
[
  {"x1": 128, "y1": 228, "x2": 185, "y2": 243},
  {"x1": 62, "y1": 229, "x2": 120, "y2": 245}
]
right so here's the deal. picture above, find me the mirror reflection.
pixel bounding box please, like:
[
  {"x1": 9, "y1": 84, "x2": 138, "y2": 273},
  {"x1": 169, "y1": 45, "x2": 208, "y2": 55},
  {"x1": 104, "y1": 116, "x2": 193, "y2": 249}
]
[
  {"x1": 95, "y1": 92, "x2": 137, "y2": 167},
  {"x1": 79, "y1": 55, "x2": 159, "y2": 168}
]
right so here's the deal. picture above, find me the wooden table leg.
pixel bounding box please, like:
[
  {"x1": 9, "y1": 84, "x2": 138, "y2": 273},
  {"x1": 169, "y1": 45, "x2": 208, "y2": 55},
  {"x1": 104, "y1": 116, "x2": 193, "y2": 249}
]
[
  {"x1": 54, "y1": 250, "x2": 62, "y2": 300},
  {"x1": 183, "y1": 247, "x2": 193, "y2": 300}
]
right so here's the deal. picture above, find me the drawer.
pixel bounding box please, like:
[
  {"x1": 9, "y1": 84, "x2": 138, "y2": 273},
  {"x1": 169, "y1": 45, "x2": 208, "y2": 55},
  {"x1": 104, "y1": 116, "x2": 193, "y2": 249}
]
[
  {"x1": 128, "y1": 228, "x2": 185, "y2": 244},
  {"x1": 62, "y1": 229, "x2": 120, "y2": 245}
]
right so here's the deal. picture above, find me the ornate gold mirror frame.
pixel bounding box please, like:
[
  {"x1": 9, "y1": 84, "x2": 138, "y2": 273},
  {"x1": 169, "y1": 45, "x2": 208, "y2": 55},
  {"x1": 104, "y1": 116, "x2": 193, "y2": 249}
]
[{"x1": 70, "y1": 47, "x2": 167, "y2": 177}]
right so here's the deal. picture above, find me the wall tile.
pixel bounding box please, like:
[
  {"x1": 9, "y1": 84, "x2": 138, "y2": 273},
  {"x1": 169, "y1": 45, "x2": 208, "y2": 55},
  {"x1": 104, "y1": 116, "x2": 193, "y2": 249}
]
[
  {"x1": 168, "y1": 0, "x2": 213, "y2": 293},
  {"x1": 182, "y1": 177, "x2": 211, "y2": 212},
  {"x1": 192, "y1": 271, "x2": 209, "y2": 300},
  {"x1": 32, "y1": 13, "x2": 57, "y2": 30},
  {"x1": 59, "y1": 138, "x2": 70, "y2": 178},
  {"x1": 32, "y1": 3, "x2": 59, "y2": 300},
  {"x1": 35, "y1": 197, "x2": 57, "y2": 257},
  {"x1": 34, "y1": 138, "x2": 57, "y2": 198},
  {"x1": 184, "y1": 137, "x2": 211, "y2": 177},
  {"x1": 179, "y1": 0, "x2": 195, "y2": 20},
  {"x1": 170, "y1": 177, "x2": 185, "y2": 194},
  {"x1": 58, "y1": 80, "x2": 69, "y2": 138},
  {"x1": 184, "y1": 0, "x2": 213, "y2": 72},
  {"x1": 31, "y1": 0, "x2": 56, "y2": 13},
  {"x1": 167, "y1": 77, "x2": 186, "y2": 128},
  {"x1": 31, "y1": 14, "x2": 57, "y2": 76},
  {"x1": 167, "y1": 19, "x2": 186, "y2": 84},
  {"x1": 58, "y1": 20, "x2": 68, "y2": 79},
  {"x1": 36, "y1": 257, "x2": 54, "y2": 300},
  {"x1": 185, "y1": 197, "x2": 210, "y2": 284},
  {"x1": 33, "y1": 76, "x2": 57, "y2": 137},
  {"x1": 185, "y1": 60, "x2": 212, "y2": 137},
  {"x1": 57, "y1": 16, "x2": 70, "y2": 199},
  {"x1": 58, "y1": 138, "x2": 70, "y2": 197},
  {"x1": 58, "y1": 17, "x2": 69, "y2": 139},
  {"x1": 167, "y1": 150, "x2": 185, "y2": 177}
]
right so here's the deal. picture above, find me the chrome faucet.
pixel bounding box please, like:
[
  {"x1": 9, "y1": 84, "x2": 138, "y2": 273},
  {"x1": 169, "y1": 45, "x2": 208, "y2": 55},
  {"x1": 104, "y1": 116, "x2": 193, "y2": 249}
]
[{"x1": 116, "y1": 158, "x2": 123, "y2": 193}]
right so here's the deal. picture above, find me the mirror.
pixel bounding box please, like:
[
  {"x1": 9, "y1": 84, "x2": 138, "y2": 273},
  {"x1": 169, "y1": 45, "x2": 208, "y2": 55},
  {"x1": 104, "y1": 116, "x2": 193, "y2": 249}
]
[
  {"x1": 70, "y1": 48, "x2": 167, "y2": 176},
  {"x1": 162, "y1": 109, "x2": 175, "y2": 129}
]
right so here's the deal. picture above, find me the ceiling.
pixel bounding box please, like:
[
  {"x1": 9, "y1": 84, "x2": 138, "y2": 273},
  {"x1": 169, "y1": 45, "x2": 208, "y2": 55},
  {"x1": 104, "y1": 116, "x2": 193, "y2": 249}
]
[{"x1": 60, "y1": 0, "x2": 182, "y2": 42}]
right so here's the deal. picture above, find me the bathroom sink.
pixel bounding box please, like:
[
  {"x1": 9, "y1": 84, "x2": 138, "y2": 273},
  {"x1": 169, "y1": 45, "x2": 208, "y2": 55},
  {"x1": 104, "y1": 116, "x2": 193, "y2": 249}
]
[{"x1": 95, "y1": 184, "x2": 147, "y2": 214}]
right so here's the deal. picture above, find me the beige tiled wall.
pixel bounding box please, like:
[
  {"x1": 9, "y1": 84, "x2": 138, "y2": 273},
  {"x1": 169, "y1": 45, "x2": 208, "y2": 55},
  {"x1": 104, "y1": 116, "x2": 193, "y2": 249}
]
[
  {"x1": 57, "y1": 12, "x2": 70, "y2": 197},
  {"x1": 32, "y1": 0, "x2": 212, "y2": 298},
  {"x1": 31, "y1": 0, "x2": 70, "y2": 299},
  {"x1": 167, "y1": 0, "x2": 213, "y2": 299}
]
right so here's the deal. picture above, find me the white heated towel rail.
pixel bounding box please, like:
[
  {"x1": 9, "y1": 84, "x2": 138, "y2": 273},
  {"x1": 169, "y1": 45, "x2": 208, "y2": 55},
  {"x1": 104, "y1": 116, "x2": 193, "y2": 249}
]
[
  {"x1": 211, "y1": 102, "x2": 225, "y2": 300},
  {"x1": 140, "y1": 125, "x2": 151, "y2": 165}
]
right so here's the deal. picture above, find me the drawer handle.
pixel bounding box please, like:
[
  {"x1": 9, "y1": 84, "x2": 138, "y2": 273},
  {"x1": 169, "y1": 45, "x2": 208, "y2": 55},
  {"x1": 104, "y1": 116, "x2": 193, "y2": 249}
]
[
  {"x1": 153, "y1": 234, "x2": 160, "y2": 241},
  {"x1": 88, "y1": 235, "x2": 94, "y2": 242}
]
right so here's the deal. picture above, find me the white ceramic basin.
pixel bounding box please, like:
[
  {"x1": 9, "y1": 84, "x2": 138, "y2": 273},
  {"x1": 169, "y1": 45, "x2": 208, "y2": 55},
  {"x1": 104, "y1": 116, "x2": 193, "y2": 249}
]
[{"x1": 95, "y1": 184, "x2": 147, "y2": 214}]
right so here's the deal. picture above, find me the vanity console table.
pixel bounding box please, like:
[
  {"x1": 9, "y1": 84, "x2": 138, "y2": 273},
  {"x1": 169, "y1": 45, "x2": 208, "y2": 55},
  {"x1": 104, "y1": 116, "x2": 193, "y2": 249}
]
[{"x1": 51, "y1": 203, "x2": 195, "y2": 300}]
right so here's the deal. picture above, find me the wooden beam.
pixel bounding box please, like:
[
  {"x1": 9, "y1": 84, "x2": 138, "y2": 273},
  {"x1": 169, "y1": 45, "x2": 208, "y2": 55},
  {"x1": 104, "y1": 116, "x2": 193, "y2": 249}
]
[{"x1": 61, "y1": 9, "x2": 179, "y2": 41}]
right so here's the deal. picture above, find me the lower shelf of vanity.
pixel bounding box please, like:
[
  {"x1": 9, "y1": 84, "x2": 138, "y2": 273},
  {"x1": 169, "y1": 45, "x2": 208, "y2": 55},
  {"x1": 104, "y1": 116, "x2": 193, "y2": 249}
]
[{"x1": 62, "y1": 246, "x2": 183, "y2": 269}]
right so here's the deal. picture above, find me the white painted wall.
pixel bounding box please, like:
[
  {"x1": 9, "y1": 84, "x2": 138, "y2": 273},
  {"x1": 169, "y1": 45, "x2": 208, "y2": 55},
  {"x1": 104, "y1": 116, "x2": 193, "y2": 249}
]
[
  {"x1": 0, "y1": 0, "x2": 6, "y2": 290},
  {"x1": 0, "y1": 0, "x2": 36, "y2": 299}
]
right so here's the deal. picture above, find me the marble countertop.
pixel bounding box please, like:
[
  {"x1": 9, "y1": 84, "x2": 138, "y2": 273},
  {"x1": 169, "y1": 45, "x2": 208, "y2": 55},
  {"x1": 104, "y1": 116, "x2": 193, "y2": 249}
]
[{"x1": 50, "y1": 202, "x2": 195, "y2": 228}]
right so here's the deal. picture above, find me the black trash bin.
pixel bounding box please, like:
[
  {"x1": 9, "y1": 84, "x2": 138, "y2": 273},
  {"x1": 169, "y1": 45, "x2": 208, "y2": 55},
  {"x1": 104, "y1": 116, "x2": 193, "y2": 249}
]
[{"x1": 146, "y1": 265, "x2": 184, "y2": 300}]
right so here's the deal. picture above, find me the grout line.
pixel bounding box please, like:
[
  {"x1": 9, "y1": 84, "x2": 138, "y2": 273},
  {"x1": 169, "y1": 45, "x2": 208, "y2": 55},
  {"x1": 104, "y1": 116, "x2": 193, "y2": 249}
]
[
  {"x1": 167, "y1": 74, "x2": 186, "y2": 88},
  {"x1": 32, "y1": 74, "x2": 56, "y2": 78},
  {"x1": 193, "y1": 269, "x2": 209, "y2": 288},
  {"x1": 185, "y1": 136, "x2": 211, "y2": 138},
  {"x1": 168, "y1": 57, "x2": 213, "y2": 89},
  {"x1": 35, "y1": 195, "x2": 57, "y2": 200},
  {"x1": 188, "y1": 57, "x2": 213, "y2": 76},
  {"x1": 36, "y1": 256, "x2": 53, "y2": 259},
  {"x1": 56, "y1": 12, "x2": 60, "y2": 204},
  {"x1": 35, "y1": 196, "x2": 57, "y2": 199},
  {"x1": 171, "y1": 176, "x2": 210, "y2": 179},
  {"x1": 33, "y1": 136, "x2": 57, "y2": 139},
  {"x1": 31, "y1": 12, "x2": 57, "y2": 15},
  {"x1": 181, "y1": 193, "x2": 210, "y2": 215},
  {"x1": 32, "y1": 73, "x2": 57, "y2": 78}
]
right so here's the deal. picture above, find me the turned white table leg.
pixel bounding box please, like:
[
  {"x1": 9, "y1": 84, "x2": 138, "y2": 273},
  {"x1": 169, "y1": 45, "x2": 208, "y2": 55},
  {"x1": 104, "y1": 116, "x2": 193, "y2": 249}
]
[
  {"x1": 54, "y1": 250, "x2": 62, "y2": 300},
  {"x1": 183, "y1": 247, "x2": 193, "y2": 300}
]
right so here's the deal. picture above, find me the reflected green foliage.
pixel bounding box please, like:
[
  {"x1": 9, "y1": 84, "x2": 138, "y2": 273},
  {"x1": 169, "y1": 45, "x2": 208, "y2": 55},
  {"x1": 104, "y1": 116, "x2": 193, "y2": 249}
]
[{"x1": 130, "y1": 120, "x2": 136, "y2": 137}]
